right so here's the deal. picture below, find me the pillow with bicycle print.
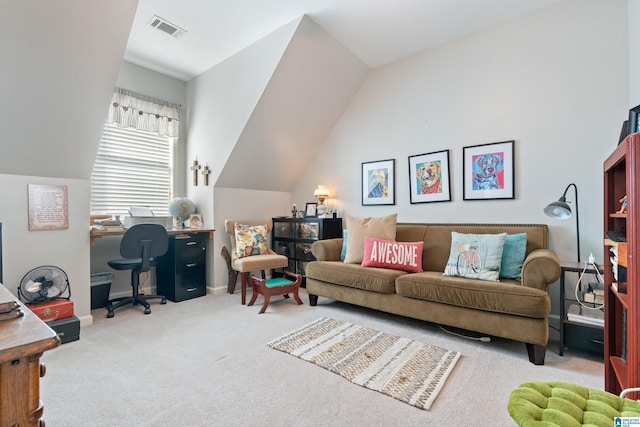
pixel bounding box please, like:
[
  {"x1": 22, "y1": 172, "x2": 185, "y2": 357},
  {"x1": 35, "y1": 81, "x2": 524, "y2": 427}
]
[{"x1": 443, "y1": 232, "x2": 507, "y2": 281}]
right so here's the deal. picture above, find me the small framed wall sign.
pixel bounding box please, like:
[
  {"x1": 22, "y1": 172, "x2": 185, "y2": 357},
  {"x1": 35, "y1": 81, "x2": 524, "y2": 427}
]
[
  {"x1": 362, "y1": 159, "x2": 395, "y2": 206},
  {"x1": 463, "y1": 140, "x2": 515, "y2": 201},
  {"x1": 408, "y1": 150, "x2": 451, "y2": 204},
  {"x1": 28, "y1": 184, "x2": 69, "y2": 230}
]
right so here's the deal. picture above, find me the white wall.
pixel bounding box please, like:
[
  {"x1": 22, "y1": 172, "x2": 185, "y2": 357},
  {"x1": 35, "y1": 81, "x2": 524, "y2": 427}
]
[
  {"x1": 186, "y1": 18, "x2": 299, "y2": 222},
  {"x1": 293, "y1": 0, "x2": 628, "y2": 269},
  {"x1": 629, "y1": 0, "x2": 640, "y2": 106},
  {"x1": 0, "y1": 174, "x2": 91, "y2": 322}
]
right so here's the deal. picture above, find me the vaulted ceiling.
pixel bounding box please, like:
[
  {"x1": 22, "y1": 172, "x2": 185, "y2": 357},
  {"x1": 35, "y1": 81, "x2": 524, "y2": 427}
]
[
  {"x1": 1, "y1": 0, "x2": 138, "y2": 180},
  {"x1": 125, "y1": 0, "x2": 566, "y2": 81}
]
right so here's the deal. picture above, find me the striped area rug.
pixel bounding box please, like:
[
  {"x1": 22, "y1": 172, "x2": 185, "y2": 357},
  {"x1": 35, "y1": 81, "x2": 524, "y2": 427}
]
[{"x1": 267, "y1": 317, "x2": 461, "y2": 410}]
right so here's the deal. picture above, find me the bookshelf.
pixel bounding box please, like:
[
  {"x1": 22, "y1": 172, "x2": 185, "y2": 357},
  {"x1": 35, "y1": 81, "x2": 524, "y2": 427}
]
[{"x1": 603, "y1": 133, "x2": 639, "y2": 398}]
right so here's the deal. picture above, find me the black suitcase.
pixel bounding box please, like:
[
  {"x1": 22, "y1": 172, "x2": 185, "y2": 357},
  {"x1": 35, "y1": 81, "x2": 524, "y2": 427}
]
[{"x1": 47, "y1": 315, "x2": 80, "y2": 344}]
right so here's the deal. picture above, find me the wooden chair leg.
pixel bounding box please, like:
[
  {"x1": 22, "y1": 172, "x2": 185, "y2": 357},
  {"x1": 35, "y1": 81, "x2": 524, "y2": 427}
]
[
  {"x1": 241, "y1": 272, "x2": 248, "y2": 305},
  {"x1": 221, "y1": 246, "x2": 238, "y2": 294},
  {"x1": 229, "y1": 271, "x2": 238, "y2": 294}
]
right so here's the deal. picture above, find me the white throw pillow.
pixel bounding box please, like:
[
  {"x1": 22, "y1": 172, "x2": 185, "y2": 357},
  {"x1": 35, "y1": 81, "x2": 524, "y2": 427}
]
[{"x1": 443, "y1": 232, "x2": 507, "y2": 281}]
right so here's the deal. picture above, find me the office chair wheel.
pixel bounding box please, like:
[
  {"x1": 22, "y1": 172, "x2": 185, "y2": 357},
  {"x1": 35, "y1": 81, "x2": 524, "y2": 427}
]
[
  {"x1": 144, "y1": 307, "x2": 151, "y2": 314},
  {"x1": 161, "y1": 297, "x2": 167, "y2": 304},
  {"x1": 107, "y1": 310, "x2": 114, "y2": 318}
]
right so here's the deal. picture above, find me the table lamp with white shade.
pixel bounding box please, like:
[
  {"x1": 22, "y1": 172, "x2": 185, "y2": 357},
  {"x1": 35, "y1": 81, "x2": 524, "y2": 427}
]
[{"x1": 313, "y1": 186, "x2": 330, "y2": 216}]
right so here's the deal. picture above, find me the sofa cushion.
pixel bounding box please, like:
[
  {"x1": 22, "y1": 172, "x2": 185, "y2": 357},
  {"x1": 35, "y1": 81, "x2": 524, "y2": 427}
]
[
  {"x1": 443, "y1": 232, "x2": 507, "y2": 281},
  {"x1": 395, "y1": 272, "x2": 550, "y2": 318},
  {"x1": 234, "y1": 223, "x2": 268, "y2": 258},
  {"x1": 344, "y1": 213, "x2": 397, "y2": 264},
  {"x1": 306, "y1": 261, "x2": 404, "y2": 294},
  {"x1": 361, "y1": 237, "x2": 423, "y2": 273},
  {"x1": 501, "y1": 233, "x2": 527, "y2": 280}
]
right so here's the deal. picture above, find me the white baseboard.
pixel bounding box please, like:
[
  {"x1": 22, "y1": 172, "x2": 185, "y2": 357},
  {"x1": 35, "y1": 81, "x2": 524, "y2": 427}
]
[{"x1": 209, "y1": 285, "x2": 227, "y2": 295}]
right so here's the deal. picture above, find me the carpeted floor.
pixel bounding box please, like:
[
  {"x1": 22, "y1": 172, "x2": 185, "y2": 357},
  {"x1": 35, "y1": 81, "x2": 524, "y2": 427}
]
[{"x1": 40, "y1": 289, "x2": 603, "y2": 426}]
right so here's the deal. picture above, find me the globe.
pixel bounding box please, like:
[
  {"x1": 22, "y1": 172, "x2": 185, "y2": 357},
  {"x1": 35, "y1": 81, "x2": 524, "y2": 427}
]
[{"x1": 168, "y1": 197, "x2": 196, "y2": 221}]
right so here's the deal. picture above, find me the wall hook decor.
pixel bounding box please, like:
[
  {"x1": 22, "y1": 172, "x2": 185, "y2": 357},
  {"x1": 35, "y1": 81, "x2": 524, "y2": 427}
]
[{"x1": 190, "y1": 159, "x2": 202, "y2": 186}]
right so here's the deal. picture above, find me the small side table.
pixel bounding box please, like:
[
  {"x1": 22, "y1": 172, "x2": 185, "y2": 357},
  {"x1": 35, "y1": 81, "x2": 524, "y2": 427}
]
[{"x1": 558, "y1": 262, "x2": 603, "y2": 356}]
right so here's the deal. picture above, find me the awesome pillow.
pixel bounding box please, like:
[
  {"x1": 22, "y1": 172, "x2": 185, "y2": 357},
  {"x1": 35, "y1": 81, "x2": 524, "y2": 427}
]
[{"x1": 361, "y1": 237, "x2": 423, "y2": 273}]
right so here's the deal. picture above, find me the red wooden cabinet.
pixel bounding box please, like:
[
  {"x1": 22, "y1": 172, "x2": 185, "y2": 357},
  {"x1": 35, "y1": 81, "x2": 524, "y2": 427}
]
[{"x1": 603, "y1": 133, "x2": 640, "y2": 398}]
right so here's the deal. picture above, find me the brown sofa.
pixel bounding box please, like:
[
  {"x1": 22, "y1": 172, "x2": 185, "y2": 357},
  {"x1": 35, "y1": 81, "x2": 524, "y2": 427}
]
[{"x1": 305, "y1": 223, "x2": 560, "y2": 364}]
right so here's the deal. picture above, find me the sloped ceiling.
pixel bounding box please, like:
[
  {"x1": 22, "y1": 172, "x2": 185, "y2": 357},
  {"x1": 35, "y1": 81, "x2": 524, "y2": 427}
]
[
  {"x1": 215, "y1": 16, "x2": 370, "y2": 191},
  {"x1": 125, "y1": 0, "x2": 567, "y2": 81},
  {"x1": 0, "y1": 0, "x2": 138, "y2": 180}
]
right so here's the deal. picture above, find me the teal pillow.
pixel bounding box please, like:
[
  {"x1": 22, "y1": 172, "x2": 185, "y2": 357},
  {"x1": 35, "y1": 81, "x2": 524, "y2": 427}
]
[
  {"x1": 500, "y1": 233, "x2": 527, "y2": 281},
  {"x1": 443, "y1": 232, "x2": 507, "y2": 281},
  {"x1": 340, "y1": 229, "x2": 348, "y2": 261}
]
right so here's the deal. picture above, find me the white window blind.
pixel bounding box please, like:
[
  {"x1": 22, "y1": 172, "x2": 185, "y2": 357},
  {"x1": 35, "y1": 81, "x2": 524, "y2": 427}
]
[{"x1": 91, "y1": 123, "x2": 173, "y2": 217}]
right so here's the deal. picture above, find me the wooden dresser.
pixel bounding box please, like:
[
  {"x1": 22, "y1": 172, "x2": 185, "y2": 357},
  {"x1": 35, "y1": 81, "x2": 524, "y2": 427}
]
[{"x1": 0, "y1": 284, "x2": 60, "y2": 426}]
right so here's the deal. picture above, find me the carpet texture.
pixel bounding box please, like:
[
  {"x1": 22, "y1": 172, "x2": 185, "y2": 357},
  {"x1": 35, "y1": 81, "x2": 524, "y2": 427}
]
[{"x1": 267, "y1": 317, "x2": 461, "y2": 410}]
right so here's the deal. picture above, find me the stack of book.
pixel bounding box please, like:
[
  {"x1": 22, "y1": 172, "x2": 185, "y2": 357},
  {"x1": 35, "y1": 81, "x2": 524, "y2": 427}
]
[
  {"x1": 567, "y1": 304, "x2": 604, "y2": 327},
  {"x1": 92, "y1": 219, "x2": 124, "y2": 232},
  {"x1": 0, "y1": 292, "x2": 23, "y2": 322}
]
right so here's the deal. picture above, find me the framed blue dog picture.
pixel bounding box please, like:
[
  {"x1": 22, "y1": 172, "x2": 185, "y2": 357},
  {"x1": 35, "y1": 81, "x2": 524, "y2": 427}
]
[
  {"x1": 408, "y1": 150, "x2": 451, "y2": 203},
  {"x1": 463, "y1": 140, "x2": 514, "y2": 201}
]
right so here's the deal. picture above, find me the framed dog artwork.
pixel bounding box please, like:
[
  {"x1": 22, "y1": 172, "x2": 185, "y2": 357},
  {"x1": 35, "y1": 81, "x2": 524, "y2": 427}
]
[
  {"x1": 463, "y1": 140, "x2": 514, "y2": 201},
  {"x1": 408, "y1": 150, "x2": 451, "y2": 203},
  {"x1": 362, "y1": 159, "x2": 395, "y2": 205}
]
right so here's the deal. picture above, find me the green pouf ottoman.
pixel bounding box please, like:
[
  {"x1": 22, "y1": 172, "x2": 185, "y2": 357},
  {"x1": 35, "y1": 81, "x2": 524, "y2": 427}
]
[{"x1": 508, "y1": 381, "x2": 640, "y2": 427}]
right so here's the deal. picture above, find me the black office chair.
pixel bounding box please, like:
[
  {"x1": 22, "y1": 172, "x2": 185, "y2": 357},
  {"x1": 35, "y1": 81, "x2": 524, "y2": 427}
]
[{"x1": 106, "y1": 223, "x2": 169, "y2": 318}]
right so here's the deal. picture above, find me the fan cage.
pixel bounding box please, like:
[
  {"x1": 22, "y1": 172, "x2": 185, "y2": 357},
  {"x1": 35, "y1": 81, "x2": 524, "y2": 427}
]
[{"x1": 18, "y1": 265, "x2": 71, "y2": 304}]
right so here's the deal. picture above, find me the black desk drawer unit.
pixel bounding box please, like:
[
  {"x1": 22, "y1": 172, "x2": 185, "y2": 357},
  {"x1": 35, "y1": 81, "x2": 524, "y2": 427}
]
[
  {"x1": 272, "y1": 217, "x2": 342, "y2": 286},
  {"x1": 157, "y1": 232, "x2": 208, "y2": 302}
]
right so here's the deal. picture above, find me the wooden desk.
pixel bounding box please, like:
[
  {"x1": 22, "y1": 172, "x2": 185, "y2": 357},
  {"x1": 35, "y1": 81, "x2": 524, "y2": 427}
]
[
  {"x1": 90, "y1": 227, "x2": 214, "y2": 246},
  {"x1": 0, "y1": 284, "x2": 60, "y2": 426}
]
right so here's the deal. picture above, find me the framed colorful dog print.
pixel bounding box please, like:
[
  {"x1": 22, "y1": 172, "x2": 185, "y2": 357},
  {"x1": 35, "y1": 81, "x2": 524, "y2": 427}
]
[
  {"x1": 408, "y1": 150, "x2": 451, "y2": 203},
  {"x1": 362, "y1": 159, "x2": 395, "y2": 205},
  {"x1": 463, "y1": 141, "x2": 514, "y2": 201}
]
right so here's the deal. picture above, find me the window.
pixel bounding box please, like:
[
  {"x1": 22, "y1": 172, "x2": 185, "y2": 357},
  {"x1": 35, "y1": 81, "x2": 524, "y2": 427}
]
[
  {"x1": 91, "y1": 123, "x2": 173, "y2": 217},
  {"x1": 90, "y1": 88, "x2": 180, "y2": 217}
]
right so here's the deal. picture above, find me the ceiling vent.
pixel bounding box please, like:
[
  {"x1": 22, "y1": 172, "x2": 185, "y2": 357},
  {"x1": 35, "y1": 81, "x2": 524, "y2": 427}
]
[{"x1": 148, "y1": 15, "x2": 186, "y2": 39}]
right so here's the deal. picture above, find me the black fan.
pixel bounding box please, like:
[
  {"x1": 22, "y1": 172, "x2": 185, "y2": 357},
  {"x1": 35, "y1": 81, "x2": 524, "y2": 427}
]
[{"x1": 18, "y1": 265, "x2": 70, "y2": 304}]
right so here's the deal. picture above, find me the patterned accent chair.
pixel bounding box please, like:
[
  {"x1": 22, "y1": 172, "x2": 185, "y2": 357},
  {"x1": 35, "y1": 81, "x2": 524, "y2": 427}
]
[{"x1": 223, "y1": 219, "x2": 288, "y2": 305}]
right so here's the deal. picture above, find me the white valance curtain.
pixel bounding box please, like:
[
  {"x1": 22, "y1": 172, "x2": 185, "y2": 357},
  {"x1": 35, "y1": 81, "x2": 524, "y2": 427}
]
[{"x1": 106, "y1": 87, "x2": 180, "y2": 137}]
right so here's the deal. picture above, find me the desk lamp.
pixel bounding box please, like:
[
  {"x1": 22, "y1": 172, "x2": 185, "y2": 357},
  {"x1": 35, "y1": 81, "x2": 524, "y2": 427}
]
[
  {"x1": 314, "y1": 186, "x2": 330, "y2": 216},
  {"x1": 544, "y1": 183, "x2": 580, "y2": 262}
]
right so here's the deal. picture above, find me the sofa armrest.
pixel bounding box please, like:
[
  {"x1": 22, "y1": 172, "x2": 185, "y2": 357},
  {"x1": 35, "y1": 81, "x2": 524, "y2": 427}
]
[
  {"x1": 521, "y1": 249, "x2": 561, "y2": 291},
  {"x1": 311, "y1": 238, "x2": 343, "y2": 261}
]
